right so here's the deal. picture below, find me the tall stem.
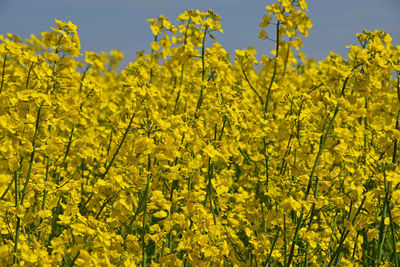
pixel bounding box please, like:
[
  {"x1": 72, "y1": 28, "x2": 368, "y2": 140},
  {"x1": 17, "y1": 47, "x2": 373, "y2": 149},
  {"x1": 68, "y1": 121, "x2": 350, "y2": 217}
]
[
  {"x1": 195, "y1": 26, "x2": 208, "y2": 116},
  {"x1": 102, "y1": 112, "x2": 136, "y2": 179},
  {"x1": 173, "y1": 18, "x2": 191, "y2": 115},
  {"x1": 264, "y1": 21, "x2": 280, "y2": 115},
  {"x1": 142, "y1": 169, "x2": 151, "y2": 267},
  {"x1": 0, "y1": 55, "x2": 7, "y2": 94},
  {"x1": 20, "y1": 100, "x2": 44, "y2": 205}
]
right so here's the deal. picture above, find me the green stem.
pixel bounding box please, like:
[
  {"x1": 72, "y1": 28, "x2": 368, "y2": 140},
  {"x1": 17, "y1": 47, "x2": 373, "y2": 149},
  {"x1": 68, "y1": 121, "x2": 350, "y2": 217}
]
[
  {"x1": 305, "y1": 105, "x2": 338, "y2": 199},
  {"x1": 327, "y1": 196, "x2": 366, "y2": 266},
  {"x1": 387, "y1": 189, "x2": 398, "y2": 266},
  {"x1": 240, "y1": 63, "x2": 264, "y2": 106},
  {"x1": 376, "y1": 177, "x2": 391, "y2": 266},
  {"x1": 25, "y1": 62, "x2": 35, "y2": 89},
  {"x1": 305, "y1": 65, "x2": 357, "y2": 199},
  {"x1": 263, "y1": 137, "x2": 270, "y2": 192},
  {"x1": 264, "y1": 21, "x2": 280, "y2": 115},
  {"x1": 102, "y1": 112, "x2": 136, "y2": 179},
  {"x1": 392, "y1": 110, "x2": 399, "y2": 163},
  {"x1": 13, "y1": 217, "x2": 21, "y2": 264},
  {"x1": 286, "y1": 207, "x2": 305, "y2": 267},
  {"x1": 351, "y1": 232, "x2": 359, "y2": 260},
  {"x1": 288, "y1": 91, "x2": 348, "y2": 266},
  {"x1": 38, "y1": 153, "x2": 51, "y2": 241},
  {"x1": 61, "y1": 125, "x2": 74, "y2": 167},
  {"x1": 393, "y1": 76, "x2": 400, "y2": 163},
  {"x1": 283, "y1": 214, "x2": 287, "y2": 266},
  {"x1": 0, "y1": 171, "x2": 14, "y2": 200},
  {"x1": 20, "y1": 100, "x2": 44, "y2": 205},
  {"x1": 173, "y1": 76, "x2": 182, "y2": 115},
  {"x1": 52, "y1": 125, "x2": 74, "y2": 185},
  {"x1": 219, "y1": 115, "x2": 227, "y2": 141},
  {"x1": 195, "y1": 26, "x2": 208, "y2": 116},
  {"x1": 279, "y1": 134, "x2": 293, "y2": 175},
  {"x1": 364, "y1": 97, "x2": 369, "y2": 153},
  {"x1": 206, "y1": 157, "x2": 216, "y2": 225},
  {"x1": 149, "y1": 35, "x2": 158, "y2": 84},
  {"x1": 14, "y1": 171, "x2": 18, "y2": 210},
  {"x1": 14, "y1": 99, "x2": 43, "y2": 264},
  {"x1": 265, "y1": 228, "x2": 280, "y2": 266},
  {"x1": 173, "y1": 18, "x2": 191, "y2": 115},
  {"x1": 78, "y1": 66, "x2": 90, "y2": 93},
  {"x1": 282, "y1": 41, "x2": 291, "y2": 79},
  {"x1": 0, "y1": 55, "x2": 6, "y2": 94},
  {"x1": 142, "y1": 174, "x2": 151, "y2": 267},
  {"x1": 95, "y1": 192, "x2": 117, "y2": 220},
  {"x1": 305, "y1": 242, "x2": 309, "y2": 267}
]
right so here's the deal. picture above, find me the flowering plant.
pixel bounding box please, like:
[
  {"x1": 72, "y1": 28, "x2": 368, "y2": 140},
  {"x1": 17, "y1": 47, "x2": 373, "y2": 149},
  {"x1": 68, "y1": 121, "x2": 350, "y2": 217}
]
[{"x1": 0, "y1": 0, "x2": 399, "y2": 266}]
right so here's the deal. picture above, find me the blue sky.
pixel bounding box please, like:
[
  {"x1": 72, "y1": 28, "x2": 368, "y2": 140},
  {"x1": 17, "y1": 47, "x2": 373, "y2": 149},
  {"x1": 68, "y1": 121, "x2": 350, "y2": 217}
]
[{"x1": 1, "y1": 0, "x2": 399, "y2": 69}]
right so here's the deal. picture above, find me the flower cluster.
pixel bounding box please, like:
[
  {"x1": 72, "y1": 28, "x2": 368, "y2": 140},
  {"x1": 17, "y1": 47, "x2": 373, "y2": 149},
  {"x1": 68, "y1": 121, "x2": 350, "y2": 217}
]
[{"x1": 0, "y1": 1, "x2": 399, "y2": 266}]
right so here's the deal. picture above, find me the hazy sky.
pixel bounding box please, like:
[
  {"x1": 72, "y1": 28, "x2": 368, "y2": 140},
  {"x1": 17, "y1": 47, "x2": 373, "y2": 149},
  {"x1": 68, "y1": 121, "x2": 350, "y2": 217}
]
[{"x1": 1, "y1": 0, "x2": 399, "y2": 69}]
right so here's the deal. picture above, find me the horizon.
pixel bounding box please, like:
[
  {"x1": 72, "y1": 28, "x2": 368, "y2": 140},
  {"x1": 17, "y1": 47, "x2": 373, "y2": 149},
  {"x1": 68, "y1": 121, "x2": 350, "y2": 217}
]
[{"x1": 1, "y1": 0, "x2": 399, "y2": 69}]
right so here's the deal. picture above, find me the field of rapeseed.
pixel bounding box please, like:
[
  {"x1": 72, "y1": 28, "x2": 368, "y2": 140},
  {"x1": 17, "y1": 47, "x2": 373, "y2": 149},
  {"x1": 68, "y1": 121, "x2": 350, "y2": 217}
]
[{"x1": 1, "y1": 0, "x2": 400, "y2": 266}]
